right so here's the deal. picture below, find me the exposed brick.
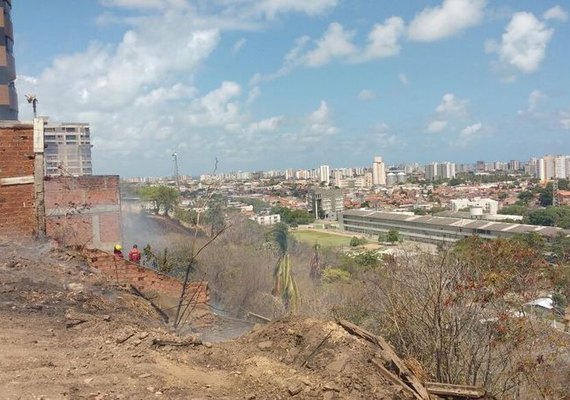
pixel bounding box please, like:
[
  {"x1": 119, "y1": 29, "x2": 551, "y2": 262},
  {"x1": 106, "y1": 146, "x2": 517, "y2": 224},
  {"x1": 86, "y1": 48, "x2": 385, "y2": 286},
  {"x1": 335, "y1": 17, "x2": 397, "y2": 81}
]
[
  {"x1": 0, "y1": 124, "x2": 37, "y2": 239},
  {"x1": 83, "y1": 248, "x2": 209, "y2": 304}
]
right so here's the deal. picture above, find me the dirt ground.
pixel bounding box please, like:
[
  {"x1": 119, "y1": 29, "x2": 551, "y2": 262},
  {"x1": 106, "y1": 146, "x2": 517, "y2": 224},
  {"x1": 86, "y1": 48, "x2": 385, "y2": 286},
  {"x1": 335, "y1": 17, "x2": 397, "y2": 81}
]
[{"x1": 0, "y1": 238, "x2": 415, "y2": 400}]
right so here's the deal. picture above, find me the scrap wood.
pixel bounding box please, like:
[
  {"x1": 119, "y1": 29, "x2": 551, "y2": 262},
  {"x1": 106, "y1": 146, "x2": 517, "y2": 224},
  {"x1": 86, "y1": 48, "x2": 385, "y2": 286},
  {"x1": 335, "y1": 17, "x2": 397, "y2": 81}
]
[
  {"x1": 425, "y1": 382, "x2": 486, "y2": 398},
  {"x1": 151, "y1": 338, "x2": 202, "y2": 347},
  {"x1": 65, "y1": 319, "x2": 87, "y2": 329},
  {"x1": 371, "y1": 358, "x2": 423, "y2": 400},
  {"x1": 337, "y1": 319, "x2": 430, "y2": 400}
]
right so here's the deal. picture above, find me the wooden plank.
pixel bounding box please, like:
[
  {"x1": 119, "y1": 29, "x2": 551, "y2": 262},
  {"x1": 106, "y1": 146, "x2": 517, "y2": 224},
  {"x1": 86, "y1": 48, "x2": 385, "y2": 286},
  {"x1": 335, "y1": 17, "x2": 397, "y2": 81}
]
[
  {"x1": 0, "y1": 175, "x2": 34, "y2": 186},
  {"x1": 425, "y1": 382, "x2": 486, "y2": 398},
  {"x1": 338, "y1": 319, "x2": 431, "y2": 400},
  {"x1": 371, "y1": 358, "x2": 423, "y2": 400}
]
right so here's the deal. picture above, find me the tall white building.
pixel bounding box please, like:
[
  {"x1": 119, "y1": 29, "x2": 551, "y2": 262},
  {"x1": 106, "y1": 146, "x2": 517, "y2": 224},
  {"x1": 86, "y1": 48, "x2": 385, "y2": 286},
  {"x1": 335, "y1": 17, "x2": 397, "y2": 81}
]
[
  {"x1": 44, "y1": 122, "x2": 93, "y2": 177},
  {"x1": 437, "y1": 162, "x2": 456, "y2": 179},
  {"x1": 372, "y1": 156, "x2": 386, "y2": 186},
  {"x1": 425, "y1": 163, "x2": 438, "y2": 181},
  {"x1": 534, "y1": 155, "x2": 570, "y2": 181},
  {"x1": 318, "y1": 165, "x2": 330, "y2": 185}
]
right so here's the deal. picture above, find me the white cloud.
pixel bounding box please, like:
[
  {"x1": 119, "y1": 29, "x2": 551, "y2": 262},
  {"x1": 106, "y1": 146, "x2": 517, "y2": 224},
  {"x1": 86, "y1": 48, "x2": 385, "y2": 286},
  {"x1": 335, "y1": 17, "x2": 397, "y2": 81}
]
[
  {"x1": 188, "y1": 81, "x2": 243, "y2": 127},
  {"x1": 232, "y1": 38, "x2": 247, "y2": 54},
  {"x1": 100, "y1": 0, "x2": 189, "y2": 10},
  {"x1": 427, "y1": 120, "x2": 448, "y2": 133},
  {"x1": 253, "y1": 0, "x2": 338, "y2": 19},
  {"x1": 543, "y1": 5, "x2": 568, "y2": 22},
  {"x1": 485, "y1": 11, "x2": 554, "y2": 75},
  {"x1": 398, "y1": 73, "x2": 409, "y2": 85},
  {"x1": 358, "y1": 89, "x2": 377, "y2": 101},
  {"x1": 456, "y1": 122, "x2": 484, "y2": 145},
  {"x1": 436, "y1": 93, "x2": 469, "y2": 116},
  {"x1": 527, "y1": 89, "x2": 547, "y2": 112},
  {"x1": 460, "y1": 122, "x2": 482, "y2": 136},
  {"x1": 246, "y1": 116, "x2": 284, "y2": 134},
  {"x1": 408, "y1": 0, "x2": 487, "y2": 42},
  {"x1": 304, "y1": 23, "x2": 357, "y2": 67},
  {"x1": 246, "y1": 86, "x2": 261, "y2": 105},
  {"x1": 356, "y1": 17, "x2": 405, "y2": 61},
  {"x1": 305, "y1": 100, "x2": 339, "y2": 139}
]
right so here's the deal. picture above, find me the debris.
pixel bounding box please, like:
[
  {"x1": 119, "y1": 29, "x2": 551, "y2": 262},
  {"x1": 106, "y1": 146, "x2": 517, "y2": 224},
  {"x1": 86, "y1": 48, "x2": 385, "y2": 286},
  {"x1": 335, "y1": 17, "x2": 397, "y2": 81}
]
[
  {"x1": 287, "y1": 381, "x2": 304, "y2": 396},
  {"x1": 257, "y1": 341, "x2": 273, "y2": 351},
  {"x1": 138, "y1": 373, "x2": 152, "y2": 379},
  {"x1": 323, "y1": 382, "x2": 340, "y2": 392},
  {"x1": 151, "y1": 338, "x2": 202, "y2": 347},
  {"x1": 116, "y1": 332, "x2": 135, "y2": 344},
  {"x1": 424, "y1": 382, "x2": 486, "y2": 398}
]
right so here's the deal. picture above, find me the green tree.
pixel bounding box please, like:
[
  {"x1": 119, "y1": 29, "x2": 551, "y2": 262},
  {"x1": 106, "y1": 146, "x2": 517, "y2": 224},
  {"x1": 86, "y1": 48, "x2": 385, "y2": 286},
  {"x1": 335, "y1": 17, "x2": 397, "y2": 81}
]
[
  {"x1": 387, "y1": 229, "x2": 400, "y2": 244},
  {"x1": 517, "y1": 190, "x2": 534, "y2": 205},
  {"x1": 139, "y1": 185, "x2": 180, "y2": 215}
]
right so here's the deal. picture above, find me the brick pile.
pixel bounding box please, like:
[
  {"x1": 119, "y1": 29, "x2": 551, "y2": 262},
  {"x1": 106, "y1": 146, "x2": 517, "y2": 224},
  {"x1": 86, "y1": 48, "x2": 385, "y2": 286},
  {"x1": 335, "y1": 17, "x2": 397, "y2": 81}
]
[{"x1": 83, "y1": 248, "x2": 209, "y2": 304}]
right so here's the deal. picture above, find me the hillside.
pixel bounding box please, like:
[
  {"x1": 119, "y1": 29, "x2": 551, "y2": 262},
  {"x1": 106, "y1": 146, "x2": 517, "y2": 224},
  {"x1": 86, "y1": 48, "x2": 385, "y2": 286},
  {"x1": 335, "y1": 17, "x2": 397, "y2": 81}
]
[{"x1": 0, "y1": 238, "x2": 442, "y2": 400}]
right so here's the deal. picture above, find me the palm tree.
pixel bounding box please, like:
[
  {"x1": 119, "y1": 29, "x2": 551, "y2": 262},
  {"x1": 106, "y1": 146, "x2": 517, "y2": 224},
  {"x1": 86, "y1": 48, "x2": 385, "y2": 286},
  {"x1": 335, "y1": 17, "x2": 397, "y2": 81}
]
[{"x1": 270, "y1": 224, "x2": 300, "y2": 313}]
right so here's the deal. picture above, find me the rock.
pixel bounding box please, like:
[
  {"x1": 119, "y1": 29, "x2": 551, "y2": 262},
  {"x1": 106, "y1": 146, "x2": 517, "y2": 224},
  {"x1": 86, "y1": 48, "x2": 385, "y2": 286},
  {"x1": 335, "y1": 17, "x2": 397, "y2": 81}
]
[
  {"x1": 323, "y1": 382, "x2": 340, "y2": 392},
  {"x1": 257, "y1": 341, "x2": 273, "y2": 351},
  {"x1": 202, "y1": 341, "x2": 213, "y2": 348},
  {"x1": 102, "y1": 315, "x2": 111, "y2": 321},
  {"x1": 138, "y1": 373, "x2": 152, "y2": 378},
  {"x1": 246, "y1": 395, "x2": 256, "y2": 400},
  {"x1": 287, "y1": 381, "x2": 303, "y2": 396},
  {"x1": 67, "y1": 283, "x2": 84, "y2": 292},
  {"x1": 139, "y1": 332, "x2": 149, "y2": 339},
  {"x1": 84, "y1": 377, "x2": 94, "y2": 384},
  {"x1": 323, "y1": 392, "x2": 338, "y2": 400}
]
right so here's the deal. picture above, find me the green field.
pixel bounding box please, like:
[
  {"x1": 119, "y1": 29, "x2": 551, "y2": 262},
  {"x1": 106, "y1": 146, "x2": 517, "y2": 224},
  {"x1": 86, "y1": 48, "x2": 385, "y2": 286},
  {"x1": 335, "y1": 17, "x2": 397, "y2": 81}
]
[{"x1": 292, "y1": 230, "x2": 353, "y2": 248}]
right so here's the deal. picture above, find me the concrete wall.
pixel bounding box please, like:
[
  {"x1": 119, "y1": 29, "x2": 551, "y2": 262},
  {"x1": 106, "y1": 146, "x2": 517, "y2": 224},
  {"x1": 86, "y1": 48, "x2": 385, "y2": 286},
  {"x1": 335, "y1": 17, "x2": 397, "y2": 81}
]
[
  {"x1": 84, "y1": 248, "x2": 209, "y2": 311},
  {"x1": 45, "y1": 176, "x2": 122, "y2": 250},
  {"x1": 0, "y1": 122, "x2": 36, "y2": 238}
]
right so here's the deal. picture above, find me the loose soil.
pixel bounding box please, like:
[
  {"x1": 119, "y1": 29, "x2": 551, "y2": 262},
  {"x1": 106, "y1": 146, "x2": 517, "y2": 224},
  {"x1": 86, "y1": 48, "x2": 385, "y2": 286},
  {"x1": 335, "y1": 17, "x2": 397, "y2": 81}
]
[{"x1": 0, "y1": 238, "x2": 416, "y2": 400}]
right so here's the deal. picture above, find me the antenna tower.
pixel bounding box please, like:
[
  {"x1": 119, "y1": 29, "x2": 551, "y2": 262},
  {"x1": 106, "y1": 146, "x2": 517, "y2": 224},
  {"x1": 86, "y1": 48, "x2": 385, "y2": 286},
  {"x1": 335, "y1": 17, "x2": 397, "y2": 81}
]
[
  {"x1": 172, "y1": 152, "x2": 180, "y2": 189},
  {"x1": 552, "y1": 179, "x2": 559, "y2": 207}
]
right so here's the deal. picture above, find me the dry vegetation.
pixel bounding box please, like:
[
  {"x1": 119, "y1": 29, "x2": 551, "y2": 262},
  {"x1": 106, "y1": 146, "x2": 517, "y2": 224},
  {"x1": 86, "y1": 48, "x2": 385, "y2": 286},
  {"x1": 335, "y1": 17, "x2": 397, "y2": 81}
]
[{"x1": 120, "y1": 212, "x2": 570, "y2": 398}]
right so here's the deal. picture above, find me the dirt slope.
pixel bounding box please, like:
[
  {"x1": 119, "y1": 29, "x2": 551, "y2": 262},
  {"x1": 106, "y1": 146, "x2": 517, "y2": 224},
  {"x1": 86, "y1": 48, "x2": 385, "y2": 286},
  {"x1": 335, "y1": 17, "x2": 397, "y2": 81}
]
[{"x1": 0, "y1": 239, "x2": 413, "y2": 400}]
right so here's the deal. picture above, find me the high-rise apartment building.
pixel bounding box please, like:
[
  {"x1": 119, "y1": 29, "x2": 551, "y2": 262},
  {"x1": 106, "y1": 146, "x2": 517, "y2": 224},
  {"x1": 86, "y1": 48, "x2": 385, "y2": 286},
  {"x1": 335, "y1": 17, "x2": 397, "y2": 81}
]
[
  {"x1": 372, "y1": 156, "x2": 386, "y2": 186},
  {"x1": 534, "y1": 155, "x2": 570, "y2": 181},
  {"x1": 0, "y1": 0, "x2": 17, "y2": 120},
  {"x1": 44, "y1": 122, "x2": 93, "y2": 176},
  {"x1": 318, "y1": 165, "x2": 330, "y2": 185},
  {"x1": 425, "y1": 163, "x2": 438, "y2": 181},
  {"x1": 437, "y1": 162, "x2": 456, "y2": 179}
]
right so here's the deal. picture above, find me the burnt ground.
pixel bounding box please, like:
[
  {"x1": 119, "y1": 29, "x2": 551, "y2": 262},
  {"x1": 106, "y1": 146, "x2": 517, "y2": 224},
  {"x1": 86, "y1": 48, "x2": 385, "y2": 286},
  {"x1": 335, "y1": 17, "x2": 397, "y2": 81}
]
[{"x1": 0, "y1": 239, "x2": 415, "y2": 400}]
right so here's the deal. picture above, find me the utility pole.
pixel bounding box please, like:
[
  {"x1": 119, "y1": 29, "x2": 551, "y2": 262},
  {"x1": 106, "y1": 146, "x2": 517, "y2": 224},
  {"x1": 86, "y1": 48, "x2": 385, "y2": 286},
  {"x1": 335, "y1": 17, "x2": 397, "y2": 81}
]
[
  {"x1": 172, "y1": 152, "x2": 180, "y2": 190},
  {"x1": 552, "y1": 179, "x2": 559, "y2": 207}
]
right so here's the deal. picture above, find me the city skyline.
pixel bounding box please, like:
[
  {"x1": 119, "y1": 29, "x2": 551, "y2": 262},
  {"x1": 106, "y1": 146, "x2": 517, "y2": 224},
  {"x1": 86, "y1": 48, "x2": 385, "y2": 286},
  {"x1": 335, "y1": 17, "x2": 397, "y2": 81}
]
[{"x1": 12, "y1": 0, "x2": 570, "y2": 177}]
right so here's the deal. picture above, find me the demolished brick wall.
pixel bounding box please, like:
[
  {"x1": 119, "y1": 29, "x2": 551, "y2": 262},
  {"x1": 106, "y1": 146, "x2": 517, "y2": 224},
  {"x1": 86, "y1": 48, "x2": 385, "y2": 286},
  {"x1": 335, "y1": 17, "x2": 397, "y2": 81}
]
[
  {"x1": 45, "y1": 176, "x2": 122, "y2": 250},
  {"x1": 0, "y1": 123, "x2": 36, "y2": 239},
  {"x1": 84, "y1": 248, "x2": 209, "y2": 305}
]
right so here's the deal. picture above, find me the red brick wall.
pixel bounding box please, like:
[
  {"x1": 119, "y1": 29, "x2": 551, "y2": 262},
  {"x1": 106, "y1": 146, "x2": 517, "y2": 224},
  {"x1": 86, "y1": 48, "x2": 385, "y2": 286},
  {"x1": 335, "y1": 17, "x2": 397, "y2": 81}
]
[
  {"x1": 0, "y1": 124, "x2": 36, "y2": 239},
  {"x1": 83, "y1": 248, "x2": 209, "y2": 305},
  {"x1": 45, "y1": 176, "x2": 122, "y2": 249}
]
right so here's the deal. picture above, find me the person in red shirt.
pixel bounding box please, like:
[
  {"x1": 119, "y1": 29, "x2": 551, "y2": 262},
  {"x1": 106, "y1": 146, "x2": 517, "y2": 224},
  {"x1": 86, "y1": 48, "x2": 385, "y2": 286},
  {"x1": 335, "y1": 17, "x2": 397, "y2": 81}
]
[{"x1": 128, "y1": 244, "x2": 141, "y2": 263}]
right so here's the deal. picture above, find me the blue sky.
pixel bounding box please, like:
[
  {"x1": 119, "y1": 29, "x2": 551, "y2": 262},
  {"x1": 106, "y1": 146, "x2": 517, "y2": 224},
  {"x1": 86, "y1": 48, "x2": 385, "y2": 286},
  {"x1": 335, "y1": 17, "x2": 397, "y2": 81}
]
[{"x1": 12, "y1": 0, "x2": 570, "y2": 177}]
